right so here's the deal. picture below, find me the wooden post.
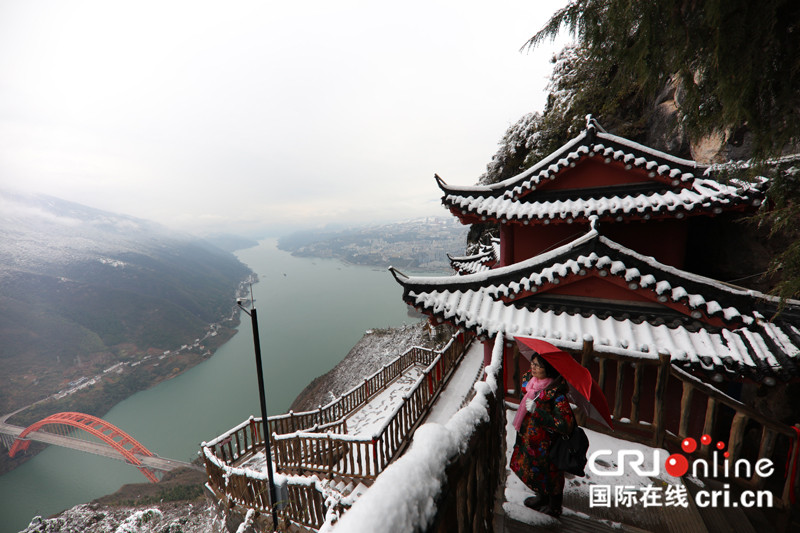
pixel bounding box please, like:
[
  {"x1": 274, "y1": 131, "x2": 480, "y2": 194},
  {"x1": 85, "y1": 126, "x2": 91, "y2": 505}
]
[
  {"x1": 754, "y1": 428, "x2": 777, "y2": 488},
  {"x1": 631, "y1": 362, "x2": 643, "y2": 424},
  {"x1": 727, "y1": 412, "x2": 748, "y2": 463},
  {"x1": 581, "y1": 336, "x2": 593, "y2": 368},
  {"x1": 652, "y1": 349, "x2": 671, "y2": 448},
  {"x1": 598, "y1": 358, "x2": 607, "y2": 392},
  {"x1": 702, "y1": 397, "x2": 717, "y2": 459},
  {"x1": 614, "y1": 360, "x2": 625, "y2": 420},
  {"x1": 679, "y1": 381, "x2": 694, "y2": 438},
  {"x1": 326, "y1": 433, "x2": 334, "y2": 480}
]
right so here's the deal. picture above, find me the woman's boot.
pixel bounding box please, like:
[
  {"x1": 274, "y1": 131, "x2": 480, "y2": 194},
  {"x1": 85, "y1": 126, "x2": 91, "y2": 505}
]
[
  {"x1": 523, "y1": 494, "x2": 549, "y2": 510},
  {"x1": 544, "y1": 493, "x2": 563, "y2": 517}
]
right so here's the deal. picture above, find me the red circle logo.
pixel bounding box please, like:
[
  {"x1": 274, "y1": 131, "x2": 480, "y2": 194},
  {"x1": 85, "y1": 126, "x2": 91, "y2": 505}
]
[
  {"x1": 665, "y1": 453, "x2": 689, "y2": 477},
  {"x1": 681, "y1": 437, "x2": 697, "y2": 453}
]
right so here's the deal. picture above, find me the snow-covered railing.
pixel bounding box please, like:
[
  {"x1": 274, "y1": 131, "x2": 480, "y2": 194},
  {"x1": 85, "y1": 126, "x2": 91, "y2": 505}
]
[
  {"x1": 578, "y1": 335, "x2": 800, "y2": 510},
  {"x1": 201, "y1": 331, "x2": 471, "y2": 530},
  {"x1": 202, "y1": 445, "x2": 328, "y2": 531},
  {"x1": 269, "y1": 333, "x2": 471, "y2": 480},
  {"x1": 332, "y1": 333, "x2": 506, "y2": 532},
  {"x1": 666, "y1": 365, "x2": 800, "y2": 509},
  {"x1": 204, "y1": 335, "x2": 457, "y2": 466},
  {"x1": 260, "y1": 338, "x2": 453, "y2": 439},
  {"x1": 203, "y1": 417, "x2": 348, "y2": 467}
]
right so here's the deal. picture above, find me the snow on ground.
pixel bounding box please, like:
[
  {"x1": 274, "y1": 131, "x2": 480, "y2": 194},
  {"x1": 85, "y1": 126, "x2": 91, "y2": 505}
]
[
  {"x1": 290, "y1": 322, "x2": 438, "y2": 412},
  {"x1": 503, "y1": 404, "x2": 686, "y2": 529},
  {"x1": 329, "y1": 333, "x2": 507, "y2": 533},
  {"x1": 346, "y1": 365, "x2": 425, "y2": 437},
  {"x1": 425, "y1": 341, "x2": 484, "y2": 425},
  {"x1": 18, "y1": 502, "x2": 223, "y2": 533}
]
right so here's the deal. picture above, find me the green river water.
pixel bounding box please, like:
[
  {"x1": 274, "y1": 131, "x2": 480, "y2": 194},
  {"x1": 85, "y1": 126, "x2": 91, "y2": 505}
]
[{"x1": 0, "y1": 239, "x2": 423, "y2": 533}]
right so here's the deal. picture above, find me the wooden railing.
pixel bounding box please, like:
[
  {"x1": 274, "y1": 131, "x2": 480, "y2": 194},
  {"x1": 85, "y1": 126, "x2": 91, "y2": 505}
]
[
  {"x1": 666, "y1": 365, "x2": 800, "y2": 509},
  {"x1": 426, "y1": 334, "x2": 506, "y2": 533},
  {"x1": 201, "y1": 331, "x2": 471, "y2": 530},
  {"x1": 203, "y1": 417, "x2": 347, "y2": 467},
  {"x1": 576, "y1": 336, "x2": 800, "y2": 510},
  {"x1": 203, "y1": 445, "x2": 327, "y2": 530},
  {"x1": 263, "y1": 344, "x2": 441, "y2": 437},
  {"x1": 575, "y1": 338, "x2": 669, "y2": 444},
  {"x1": 331, "y1": 332, "x2": 507, "y2": 533},
  {"x1": 271, "y1": 333, "x2": 470, "y2": 479}
]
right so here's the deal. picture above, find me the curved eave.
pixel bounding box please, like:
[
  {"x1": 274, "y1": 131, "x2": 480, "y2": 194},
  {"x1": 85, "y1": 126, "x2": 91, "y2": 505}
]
[
  {"x1": 390, "y1": 227, "x2": 800, "y2": 331},
  {"x1": 433, "y1": 119, "x2": 712, "y2": 201},
  {"x1": 405, "y1": 286, "x2": 799, "y2": 382},
  {"x1": 441, "y1": 182, "x2": 763, "y2": 227}
]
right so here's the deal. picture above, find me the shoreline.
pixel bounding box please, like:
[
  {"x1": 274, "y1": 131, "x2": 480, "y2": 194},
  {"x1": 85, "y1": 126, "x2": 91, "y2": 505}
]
[
  {"x1": 0, "y1": 275, "x2": 254, "y2": 477},
  {"x1": 287, "y1": 251, "x2": 451, "y2": 275}
]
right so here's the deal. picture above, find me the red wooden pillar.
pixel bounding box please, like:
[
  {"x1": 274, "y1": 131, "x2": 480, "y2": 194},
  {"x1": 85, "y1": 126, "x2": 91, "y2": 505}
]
[
  {"x1": 499, "y1": 225, "x2": 514, "y2": 266},
  {"x1": 483, "y1": 340, "x2": 493, "y2": 368}
]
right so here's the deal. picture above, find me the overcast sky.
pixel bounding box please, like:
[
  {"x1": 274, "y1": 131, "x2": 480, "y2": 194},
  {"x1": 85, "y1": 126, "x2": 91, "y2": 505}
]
[{"x1": 0, "y1": 0, "x2": 569, "y2": 236}]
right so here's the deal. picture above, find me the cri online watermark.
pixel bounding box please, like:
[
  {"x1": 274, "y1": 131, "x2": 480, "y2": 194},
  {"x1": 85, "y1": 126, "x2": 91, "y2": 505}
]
[{"x1": 587, "y1": 434, "x2": 774, "y2": 509}]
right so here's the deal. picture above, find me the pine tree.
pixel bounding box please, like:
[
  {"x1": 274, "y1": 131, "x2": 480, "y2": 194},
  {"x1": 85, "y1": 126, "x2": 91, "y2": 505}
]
[
  {"x1": 526, "y1": 0, "x2": 800, "y2": 156},
  {"x1": 514, "y1": 0, "x2": 800, "y2": 302}
]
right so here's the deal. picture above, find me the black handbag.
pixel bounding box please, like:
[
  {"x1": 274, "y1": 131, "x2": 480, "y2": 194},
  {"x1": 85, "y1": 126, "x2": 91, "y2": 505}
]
[{"x1": 549, "y1": 425, "x2": 589, "y2": 477}]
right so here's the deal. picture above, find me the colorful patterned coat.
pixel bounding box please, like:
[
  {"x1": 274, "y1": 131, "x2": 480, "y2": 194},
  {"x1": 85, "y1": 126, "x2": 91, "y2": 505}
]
[{"x1": 509, "y1": 377, "x2": 575, "y2": 495}]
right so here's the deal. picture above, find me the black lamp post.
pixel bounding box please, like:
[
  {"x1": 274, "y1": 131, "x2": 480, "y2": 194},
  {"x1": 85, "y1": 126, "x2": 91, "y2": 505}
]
[{"x1": 238, "y1": 290, "x2": 280, "y2": 530}]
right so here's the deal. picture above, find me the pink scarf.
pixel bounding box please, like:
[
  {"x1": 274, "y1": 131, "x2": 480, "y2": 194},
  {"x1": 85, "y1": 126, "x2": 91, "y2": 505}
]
[{"x1": 513, "y1": 377, "x2": 553, "y2": 431}]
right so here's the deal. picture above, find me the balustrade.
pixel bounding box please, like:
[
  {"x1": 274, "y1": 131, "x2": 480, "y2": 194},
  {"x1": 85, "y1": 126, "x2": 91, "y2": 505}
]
[
  {"x1": 205, "y1": 330, "x2": 800, "y2": 531},
  {"x1": 202, "y1": 332, "x2": 471, "y2": 530},
  {"x1": 576, "y1": 337, "x2": 800, "y2": 510}
]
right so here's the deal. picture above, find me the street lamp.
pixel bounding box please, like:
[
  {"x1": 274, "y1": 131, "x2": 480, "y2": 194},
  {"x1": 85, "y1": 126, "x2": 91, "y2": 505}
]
[{"x1": 237, "y1": 287, "x2": 280, "y2": 530}]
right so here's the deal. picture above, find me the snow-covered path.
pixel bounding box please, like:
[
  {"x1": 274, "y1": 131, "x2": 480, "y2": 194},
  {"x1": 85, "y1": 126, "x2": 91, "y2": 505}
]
[
  {"x1": 425, "y1": 341, "x2": 484, "y2": 424},
  {"x1": 345, "y1": 365, "x2": 425, "y2": 437},
  {"x1": 502, "y1": 405, "x2": 706, "y2": 532}
]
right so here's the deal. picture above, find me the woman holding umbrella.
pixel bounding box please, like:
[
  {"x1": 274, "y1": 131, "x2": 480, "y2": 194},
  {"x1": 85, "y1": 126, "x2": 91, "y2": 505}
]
[{"x1": 509, "y1": 352, "x2": 575, "y2": 518}]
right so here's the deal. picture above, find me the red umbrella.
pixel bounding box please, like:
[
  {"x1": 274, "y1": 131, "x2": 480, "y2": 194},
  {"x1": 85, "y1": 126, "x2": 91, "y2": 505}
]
[{"x1": 515, "y1": 336, "x2": 613, "y2": 429}]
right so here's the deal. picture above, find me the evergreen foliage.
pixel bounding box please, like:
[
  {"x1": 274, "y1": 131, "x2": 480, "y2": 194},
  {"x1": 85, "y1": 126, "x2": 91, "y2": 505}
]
[
  {"x1": 526, "y1": 0, "x2": 800, "y2": 157},
  {"x1": 474, "y1": 0, "x2": 800, "y2": 301}
]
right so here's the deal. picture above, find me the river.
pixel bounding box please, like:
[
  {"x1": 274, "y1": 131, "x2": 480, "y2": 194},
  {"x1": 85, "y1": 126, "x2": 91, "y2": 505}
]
[{"x1": 0, "y1": 239, "x2": 427, "y2": 533}]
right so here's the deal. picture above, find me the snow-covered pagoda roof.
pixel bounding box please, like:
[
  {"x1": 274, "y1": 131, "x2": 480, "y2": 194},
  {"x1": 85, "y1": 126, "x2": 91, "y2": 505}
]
[
  {"x1": 390, "y1": 225, "x2": 800, "y2": 381},
  {"x1": 448, "y1": 238, "x2": 499, "y2": 274},
  {"x1": 436, "y1": 116, "x2": 764, "y2": 226}
]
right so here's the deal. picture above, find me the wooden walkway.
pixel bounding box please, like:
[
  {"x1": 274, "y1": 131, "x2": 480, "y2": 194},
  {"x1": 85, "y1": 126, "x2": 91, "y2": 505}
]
[{"x1": 498, "y1": 405, "x2": 712, "y2": 533}]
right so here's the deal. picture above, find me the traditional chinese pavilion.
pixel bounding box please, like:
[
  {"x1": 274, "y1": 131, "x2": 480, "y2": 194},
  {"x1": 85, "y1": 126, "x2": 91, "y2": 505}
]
[{"x1": 391, "y1": 116, "x2": 800, "y2": 415}]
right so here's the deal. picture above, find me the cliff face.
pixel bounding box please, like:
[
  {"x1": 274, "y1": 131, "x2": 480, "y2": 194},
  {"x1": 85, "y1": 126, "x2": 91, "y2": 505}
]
[{"x1": 289, "y1": 321, "x2": 447, "y2": 413}]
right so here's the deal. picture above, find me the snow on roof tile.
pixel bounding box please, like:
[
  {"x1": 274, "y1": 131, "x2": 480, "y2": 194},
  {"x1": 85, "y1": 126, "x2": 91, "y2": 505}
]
[
  {"x1": 393, "y1": 228, "x2": 799, "y2": 327},
  {"x1": 435, "y1": 118, "x2": 714, "y2": 201},
  {"x1": 402, "y1": 284, "x2": 799, "y2": 379},
  {"x1": 448, "y1": 239, "x2": 499, "y2": 275},
  {"x1": 442, "y1": 176, "x2": 759, "y2": 225},
  {"x1": 391, "y1": 229, "x2": 800, "y2": 380}
]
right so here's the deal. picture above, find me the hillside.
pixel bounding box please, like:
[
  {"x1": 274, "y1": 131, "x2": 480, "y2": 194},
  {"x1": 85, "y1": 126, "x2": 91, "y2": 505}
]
[
  {"x1": 0, "y1": 190, "x2": 252, "y2": 418},
  {"x1": 289, "y1": 322, "x2": 452, "y2": 413},
  {"x1": 278, "y1": 218, "x2": 467, "y2": 271}
]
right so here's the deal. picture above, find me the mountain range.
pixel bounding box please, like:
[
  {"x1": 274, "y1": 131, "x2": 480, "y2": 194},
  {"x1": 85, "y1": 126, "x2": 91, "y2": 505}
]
[{"x1": 0, "y1": 190, "x2": 252, "y2": 415}]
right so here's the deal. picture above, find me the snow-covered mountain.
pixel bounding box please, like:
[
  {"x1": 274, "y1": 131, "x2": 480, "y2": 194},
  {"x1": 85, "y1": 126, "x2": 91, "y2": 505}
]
[{"x1": 0, "y1": 189, "x2": 251, "y2": 414}]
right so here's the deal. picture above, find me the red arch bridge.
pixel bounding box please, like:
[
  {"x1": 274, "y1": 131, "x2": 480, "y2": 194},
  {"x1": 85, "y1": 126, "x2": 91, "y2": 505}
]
[{"x1": 1, "y1": 412, "x2": 200, "y2": 483}]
